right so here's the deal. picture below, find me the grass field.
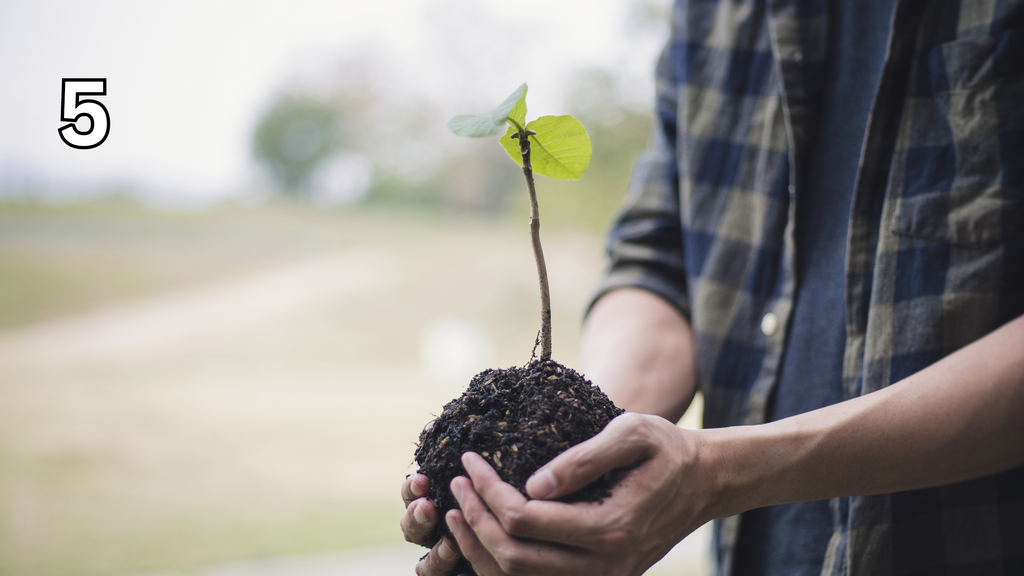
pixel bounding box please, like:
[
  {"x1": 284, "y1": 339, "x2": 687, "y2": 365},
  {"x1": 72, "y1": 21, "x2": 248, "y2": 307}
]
[{"x1": 0, "y1": 201, "x2": 705, "y2": 576}]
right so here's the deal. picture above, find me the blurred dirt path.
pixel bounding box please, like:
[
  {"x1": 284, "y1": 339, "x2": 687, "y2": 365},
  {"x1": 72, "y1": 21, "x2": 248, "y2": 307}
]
[{"x1": 0, "y1": 247, "x2": 394, "y2": 365}]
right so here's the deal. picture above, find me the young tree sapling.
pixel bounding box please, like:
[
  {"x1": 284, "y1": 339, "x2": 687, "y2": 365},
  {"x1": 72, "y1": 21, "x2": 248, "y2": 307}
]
[
  {"x1": 447, "y1": 82, "x2": 592, "y2": 360},
  {"x1": 412, "y1": 84, "x2": 624, "y2": 576}
]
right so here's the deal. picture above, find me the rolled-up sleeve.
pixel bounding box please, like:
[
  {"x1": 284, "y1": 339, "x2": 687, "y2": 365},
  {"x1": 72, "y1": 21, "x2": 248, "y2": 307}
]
[{"x1": 588, "y1": 47, "x2": 690, "y2": 321}]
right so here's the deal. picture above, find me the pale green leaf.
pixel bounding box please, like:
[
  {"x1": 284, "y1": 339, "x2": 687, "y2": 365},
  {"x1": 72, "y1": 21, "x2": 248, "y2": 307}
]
[
  {"x1": 524, "y1": 115, "x2": 592, "y2": 180},
  {"x1": 491, "y1": 82, "x2": 527, "y2": 128},
  {"x1": 506, "y1": 86, "x2": 528, "y2": 131},
  {"x1": 446, "y1": 113, "x2": 506, "y2": 138},
  {"x1": 446, "y1": 83, "x2": 527, "y2": 138}
]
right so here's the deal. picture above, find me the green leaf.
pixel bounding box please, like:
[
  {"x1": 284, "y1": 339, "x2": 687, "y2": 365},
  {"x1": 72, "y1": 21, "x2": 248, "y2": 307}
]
[
  {"x1": 446, "y1": 83, "x2": 527, "y2": 138},
  {"x1": 506, "y1": 87, "x2": 527, "y2": 131},
  {"x1": 500, "y1": 115, "x2": 592, "y2": 180}
]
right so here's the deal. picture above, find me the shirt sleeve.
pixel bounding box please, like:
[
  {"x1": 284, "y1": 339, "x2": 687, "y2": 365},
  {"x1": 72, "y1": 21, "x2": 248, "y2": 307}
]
[{"x1": 587, "y1": 45, "x2": 691, "y2": 322}]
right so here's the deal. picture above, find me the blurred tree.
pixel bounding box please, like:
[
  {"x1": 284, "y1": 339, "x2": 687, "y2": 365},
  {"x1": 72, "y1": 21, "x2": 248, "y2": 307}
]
[
  {"x1": 252, "y1": 59, "x2": 463, "y2": 209},
  {"x1": 252, "y1": 95, "x2": 343, "y2": 195}
]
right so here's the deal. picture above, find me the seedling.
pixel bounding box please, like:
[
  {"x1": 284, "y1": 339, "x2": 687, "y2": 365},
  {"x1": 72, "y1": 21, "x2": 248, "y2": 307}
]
[
  {"x1": 446, "y1": 83, "x2": 592, "y2": 361},
  {"x1": 414, "y1": 85, "x2": 616, "y2": 576}
]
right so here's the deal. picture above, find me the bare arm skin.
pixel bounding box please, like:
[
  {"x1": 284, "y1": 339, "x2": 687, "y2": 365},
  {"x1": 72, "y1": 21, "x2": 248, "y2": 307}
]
[
  {"x1": 706, "y1": 311, "x2": 1024, "y2": 518},
  {"x1": 448, "y1": 307, "x2": 1024, "y2": 575},
  {"x1": 579, "y1": 288, "x2": 698, "y2": 421}
]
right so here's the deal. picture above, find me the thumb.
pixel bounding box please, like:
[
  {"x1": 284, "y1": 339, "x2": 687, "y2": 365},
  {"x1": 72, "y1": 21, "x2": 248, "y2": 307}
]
[{"x1": 526, "y1": 413, "x2": 654, "y2": 500}]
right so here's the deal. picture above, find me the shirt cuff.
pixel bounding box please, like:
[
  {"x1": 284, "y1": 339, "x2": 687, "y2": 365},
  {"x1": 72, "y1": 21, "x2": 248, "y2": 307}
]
[{"x1": 585, "y1": 264, "x2": 692, "y2": 323}]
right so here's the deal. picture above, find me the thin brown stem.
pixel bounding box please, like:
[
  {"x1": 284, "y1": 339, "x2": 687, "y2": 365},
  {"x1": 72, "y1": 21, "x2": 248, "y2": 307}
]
[{"x1": 515, "y1": 131, "x2": 551, "y2": 361}]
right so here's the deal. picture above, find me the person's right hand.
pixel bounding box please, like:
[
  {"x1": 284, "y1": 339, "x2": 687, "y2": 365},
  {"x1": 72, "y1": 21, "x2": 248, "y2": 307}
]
[
  {"x1": 401, "y1": 472, "x2": 463, "y2": 575},
  {"x1": 443, "y1": 413, "x2": 714, "y2": 576}
]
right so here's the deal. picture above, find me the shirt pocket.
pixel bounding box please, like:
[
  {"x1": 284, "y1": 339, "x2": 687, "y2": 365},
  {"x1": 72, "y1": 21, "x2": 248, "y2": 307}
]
[{"x1": 892, "y1": 30, "x2": 1024, "y2": 247}]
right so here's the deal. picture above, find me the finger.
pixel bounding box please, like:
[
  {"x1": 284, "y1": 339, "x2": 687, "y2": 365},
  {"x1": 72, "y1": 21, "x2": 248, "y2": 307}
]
[
  {"x1": 461, "y1": 452, "x2": 529, "y2": 533},
  {"x1": 451, "y1": 476, "x2": 601, "y2": 576},
  {"x1": 526, "y1": 413, "x2": 654, "y2": 500},
  {"x1": 445, "y1": 509, "x2": 505, "y2": 576},
  {"x1": 462, "y1": 452, "x2": 619, "y2": 548},
  {"x1": 462, "y1": 451, "x2": 528, "y2": 504},
  {"x1": 404, "y1": 473, "x2": 431, "y2": 506},
  {"x1": 402, "y1": 498, "x2": 439, "y2": 547},
  {"x1": 415, "y1": 534, "x2": 461, "y2": 576}
]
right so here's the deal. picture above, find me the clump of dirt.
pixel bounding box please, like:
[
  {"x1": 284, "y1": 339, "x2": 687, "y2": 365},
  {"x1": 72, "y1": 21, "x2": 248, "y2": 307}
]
[{"x1": 414, "y1": 359, "x2": 623, "y2": 575}]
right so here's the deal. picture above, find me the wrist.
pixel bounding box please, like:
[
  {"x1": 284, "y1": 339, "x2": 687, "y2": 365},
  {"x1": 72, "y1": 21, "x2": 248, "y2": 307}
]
[
  {"x1": 698, "y1": 418, "x2": 817, "y2": 520},
  {"x1": 696, "y1": 426, "x2": 751, "y2": 520}
]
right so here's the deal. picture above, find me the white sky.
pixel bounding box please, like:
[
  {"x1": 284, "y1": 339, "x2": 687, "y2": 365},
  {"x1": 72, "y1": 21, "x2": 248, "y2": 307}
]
[{"x1": 0, "y1": 0, "x2": 669, "y2": 204}]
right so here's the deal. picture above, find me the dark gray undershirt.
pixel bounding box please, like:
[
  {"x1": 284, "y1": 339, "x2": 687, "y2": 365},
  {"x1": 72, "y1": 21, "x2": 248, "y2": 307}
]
[{"x1": 732, "y1": 1, "x2": 896, "y2": 574}]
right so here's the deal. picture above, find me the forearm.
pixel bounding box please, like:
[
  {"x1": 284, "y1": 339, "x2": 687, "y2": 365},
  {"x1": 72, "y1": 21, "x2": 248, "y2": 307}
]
[
  {"x1": 581, "y1": 288, "x2": 697, "y2": 422},
  {"x1": 704, "y1": 314, "x2": 1024, "y2": 519}
]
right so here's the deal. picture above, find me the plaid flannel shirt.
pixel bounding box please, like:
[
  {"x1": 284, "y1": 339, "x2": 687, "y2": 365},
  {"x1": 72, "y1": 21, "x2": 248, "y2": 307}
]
[{"x1": 593, "y1": 0, "x2": 1024, "y2": 574}]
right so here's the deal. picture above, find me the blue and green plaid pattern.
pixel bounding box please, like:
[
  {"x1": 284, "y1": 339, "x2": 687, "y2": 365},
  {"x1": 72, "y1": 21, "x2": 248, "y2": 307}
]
[{"x1": 593, "y1": 1, "x2": 1024, "y2": 574}]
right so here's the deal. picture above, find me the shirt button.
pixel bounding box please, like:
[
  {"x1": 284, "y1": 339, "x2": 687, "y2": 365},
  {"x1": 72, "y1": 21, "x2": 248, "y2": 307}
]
[
  {"x1": 761, "y1": 312, "x2": 779, "y2": 336},
  {"x1": 793, "y1": 51, "x2": 804, "y2": 62}
]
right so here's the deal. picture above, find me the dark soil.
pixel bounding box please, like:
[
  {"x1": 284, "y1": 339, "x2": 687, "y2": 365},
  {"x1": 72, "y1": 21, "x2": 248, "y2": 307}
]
[{"x1": 414, "y1": 359, "x2": 624, "y2": 575}]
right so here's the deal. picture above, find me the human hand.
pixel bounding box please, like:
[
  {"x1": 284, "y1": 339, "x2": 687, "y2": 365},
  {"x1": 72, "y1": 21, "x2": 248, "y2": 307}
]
[
  {"x1": 401, "y1": 472, "x2": 463, "y2": 575},
  {"x1": 445, "y1": 413, "x2": 716, "y2": 576}
]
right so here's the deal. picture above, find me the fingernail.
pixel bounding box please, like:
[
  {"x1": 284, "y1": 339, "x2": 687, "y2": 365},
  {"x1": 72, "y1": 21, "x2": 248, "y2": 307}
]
[
  {"x1": 413, "y1": 501, "x2": 429, "y2": 525},
  {"x1": 527, "y1": 469, "x2": 556, "y2": 499},
  {"x1": 411, "y1": 475, "x2": 426, "y2": 498},
  {"x1": 451, "y1": 478, "x2": 464, "y2": 504},
  {"x1": 461, "y1": 452, "x2": 476, "y2": 475},
  {"x1": 447, "y1": 515, "x2": 462, "y2": 539},
  {"x1": 438, "y1": 537, "x2": 456, "y2": 561}
]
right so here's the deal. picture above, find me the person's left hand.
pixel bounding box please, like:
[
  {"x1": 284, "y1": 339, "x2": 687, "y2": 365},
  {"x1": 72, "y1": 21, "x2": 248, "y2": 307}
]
[
  {"x1": 444, "y1": 413, "x2": 717, "y2": 576},
  {"x1": 401, "y1": 473, "x2": 463, "y2": 575}
]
